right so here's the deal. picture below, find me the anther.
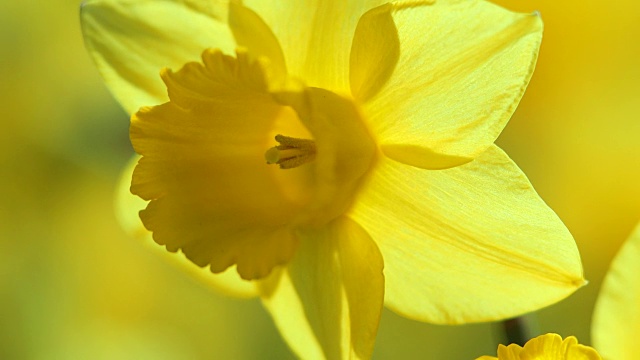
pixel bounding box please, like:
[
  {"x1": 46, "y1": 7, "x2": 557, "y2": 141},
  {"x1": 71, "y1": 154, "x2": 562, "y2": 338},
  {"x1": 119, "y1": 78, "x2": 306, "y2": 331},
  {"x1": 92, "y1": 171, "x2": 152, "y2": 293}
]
[{"x1": 265, "y1": 134, "x2": 316, "y2": 169}]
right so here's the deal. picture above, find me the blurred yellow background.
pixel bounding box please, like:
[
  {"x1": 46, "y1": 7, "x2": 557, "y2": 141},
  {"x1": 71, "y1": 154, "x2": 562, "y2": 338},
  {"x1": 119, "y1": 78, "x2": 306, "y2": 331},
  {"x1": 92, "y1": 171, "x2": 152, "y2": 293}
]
[{"x1": 1, "y1": 0, "x2": 638, "y2": 359}]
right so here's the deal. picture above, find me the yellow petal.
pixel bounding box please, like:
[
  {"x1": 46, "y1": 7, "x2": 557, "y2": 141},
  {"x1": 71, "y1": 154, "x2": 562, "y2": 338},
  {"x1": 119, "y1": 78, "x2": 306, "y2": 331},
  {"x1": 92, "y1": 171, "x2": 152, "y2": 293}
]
[
  {"x1": 80, "y1": 0, "x2": 237, "y2": 114},
  {"x1": 496, "y1": 344, "x2": 523, "y2": 359},
  {"x1": 349, "y1": 145, "x2": 584, "y2": 324},
  {"x1": 349, "y1": 3, "x2": 400, "y2": 103},
  {"x1": 227, "y1": 3, "x2": 287, "y2": 82},
  {"x1": 81, "y1": 1, "x2": 286, "y2": 115},
  {"x1": 241, "y1": 0, "x2": 387, "y2": 94},
  {"x1": 592, "y1": 222, "x2": 640, "y2": 360},
  {"x1": 356, "y1": 1, "x2": 542, "y2": 169},
  {"x1": 258, "y1": 268, "x2": 324, "y2": 359},
  {"x1": 259, "y1": 217, "x2": 385, "y2": 360},
  {"x1": 130, "y1": 49, "x2": 306, "y2": 280},
  {"x1": 115, "y1": 155, "x2": 258, "y2": 298},
  {"x1": 478, "y1": 334, "x2": 602, "y2": 360}
]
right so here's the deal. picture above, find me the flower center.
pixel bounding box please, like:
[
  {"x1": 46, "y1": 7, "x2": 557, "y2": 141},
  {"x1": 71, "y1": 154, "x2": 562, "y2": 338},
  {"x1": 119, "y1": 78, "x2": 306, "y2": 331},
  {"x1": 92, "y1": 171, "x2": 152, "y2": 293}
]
[{"x1": 265, "y1": 134, "x2": 317, "y2": 169}]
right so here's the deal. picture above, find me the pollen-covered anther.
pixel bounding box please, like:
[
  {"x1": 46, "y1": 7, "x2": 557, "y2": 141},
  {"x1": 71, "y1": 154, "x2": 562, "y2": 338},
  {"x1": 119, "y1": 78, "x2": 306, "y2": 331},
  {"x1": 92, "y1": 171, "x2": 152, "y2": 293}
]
[{"x1": 265, "y1": 134, "x2": 317, "y2": 169}]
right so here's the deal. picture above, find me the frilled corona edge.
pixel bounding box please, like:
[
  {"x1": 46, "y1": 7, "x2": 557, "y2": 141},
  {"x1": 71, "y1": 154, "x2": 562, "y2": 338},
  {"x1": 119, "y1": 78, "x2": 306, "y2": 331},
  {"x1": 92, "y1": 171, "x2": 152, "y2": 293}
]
[{"x1": 477, "y1": 333, "x2": 602, "y2": 360}]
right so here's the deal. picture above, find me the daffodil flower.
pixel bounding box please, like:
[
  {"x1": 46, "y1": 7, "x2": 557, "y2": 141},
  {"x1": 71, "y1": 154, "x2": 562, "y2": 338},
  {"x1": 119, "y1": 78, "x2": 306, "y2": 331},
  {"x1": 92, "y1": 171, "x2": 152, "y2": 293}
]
[
  {"x1": 477, "y1": 333, "x2": 602, "y2": 360},
  {"x1": 592, "y1": 222, "x2": 640, "y2": 360},
  {"x1": 82, "y1": 0, "x2": 585, "y2": 358}
]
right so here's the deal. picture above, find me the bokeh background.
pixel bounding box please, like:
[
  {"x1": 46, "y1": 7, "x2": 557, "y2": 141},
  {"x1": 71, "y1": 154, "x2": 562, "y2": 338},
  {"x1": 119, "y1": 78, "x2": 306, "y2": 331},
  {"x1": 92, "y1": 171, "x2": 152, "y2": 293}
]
[{"x1": 1, "y1": 0, "x2": 638, "y2": 358}]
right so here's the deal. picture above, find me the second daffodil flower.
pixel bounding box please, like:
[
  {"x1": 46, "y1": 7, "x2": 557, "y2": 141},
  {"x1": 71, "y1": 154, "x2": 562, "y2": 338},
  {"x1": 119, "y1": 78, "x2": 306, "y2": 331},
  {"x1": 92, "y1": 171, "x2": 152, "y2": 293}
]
[
  {"x1": 82, "y1": 0, "x2": 585, "y2": 358},
  {"x1": 477, "y1": 333, "x2": 602, "y2": 360}
]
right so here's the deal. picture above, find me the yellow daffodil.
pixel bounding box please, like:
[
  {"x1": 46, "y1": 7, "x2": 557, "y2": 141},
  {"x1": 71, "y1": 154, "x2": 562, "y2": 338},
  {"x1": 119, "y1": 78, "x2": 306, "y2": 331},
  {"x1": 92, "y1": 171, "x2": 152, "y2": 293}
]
[
  {"x1": 82, "y1": 0, "x2": 585, "y2": 358},
  {"x1": 477, "y1": 333, "x2": 602, "y2": 360},
  {"x1": 592, "y1": 222, "x2": 640, "y2": 360}
]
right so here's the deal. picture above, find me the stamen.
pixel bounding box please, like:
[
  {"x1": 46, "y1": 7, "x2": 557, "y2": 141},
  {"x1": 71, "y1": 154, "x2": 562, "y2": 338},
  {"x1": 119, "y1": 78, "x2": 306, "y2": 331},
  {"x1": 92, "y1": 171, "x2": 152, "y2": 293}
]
[{"x1": 265, "y1": 134, "x2": 316, "y2": 169}]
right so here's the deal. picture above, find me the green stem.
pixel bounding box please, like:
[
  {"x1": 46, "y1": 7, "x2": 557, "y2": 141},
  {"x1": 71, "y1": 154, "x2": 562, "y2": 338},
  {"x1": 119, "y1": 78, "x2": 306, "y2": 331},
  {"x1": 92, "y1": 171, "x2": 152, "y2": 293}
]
[{"x1": 502, "y1": 317, "x2": 529, "y2": 346}]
